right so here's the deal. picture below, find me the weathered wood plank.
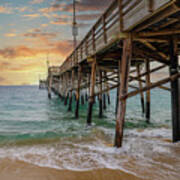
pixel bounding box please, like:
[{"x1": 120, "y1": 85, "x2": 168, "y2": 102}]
[{"x1": 115, "y1": 37, "x2": 132, "y2": 148}]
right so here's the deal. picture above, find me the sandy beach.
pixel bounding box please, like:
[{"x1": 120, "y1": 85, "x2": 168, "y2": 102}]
[{"x1": 0, "y1": 159, "x2": 142, "y2": 180}]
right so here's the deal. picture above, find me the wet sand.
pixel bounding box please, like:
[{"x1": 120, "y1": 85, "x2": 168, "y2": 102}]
[{"x1": 0, "y1": 159, "x2": 142, "y2": 180}]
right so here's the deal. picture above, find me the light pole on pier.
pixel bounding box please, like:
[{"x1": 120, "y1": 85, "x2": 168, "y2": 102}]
[{"x1": 72, "y1": 0, "x2": 78, "y2": 49}]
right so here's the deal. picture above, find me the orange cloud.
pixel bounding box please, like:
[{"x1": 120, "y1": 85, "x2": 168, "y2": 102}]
[
  {"x1": 41, "y1": 24, "x2": 48, "y2": 27},
  {"x1": 0, "y1": 61, "x2": 11, "y2": 71},
  {"x1": 50, "y1": 19, "x2": 71, "y2": 26},
  {"x1": 23, "y1": 29, "x2": 58, "y2": 47},
  {"x1": 23, "y1": 13, "x2": 40, "y2": 19},
  {"x1": 16, "y1": 6, "x2": 28, "y2": 12},
  {"x1": 0, "y1": 39, "x2": 73, "y2": 59},
  {"x1": 4, "y1": 33, "x2": 16, "y2": 37},
  {"x1": 0, "y1": 6, "x2": 12, "y2": 14},
  {"x1": 0, "y1": 76, "x2": 6, "y2": 83}
]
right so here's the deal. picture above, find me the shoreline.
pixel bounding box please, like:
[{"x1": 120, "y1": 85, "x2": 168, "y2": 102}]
[{"x1": 0, "y1": 159, "x2": 142, "y2": 180}]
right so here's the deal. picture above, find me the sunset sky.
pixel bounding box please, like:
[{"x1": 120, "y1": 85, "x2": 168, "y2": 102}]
[{"x1": 0, "y1": 0, "x2": 111, "y2": 85}]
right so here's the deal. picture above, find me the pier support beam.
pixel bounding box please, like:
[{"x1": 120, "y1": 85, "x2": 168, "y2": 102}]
[
  {"x1": 116, "y1": 60, "x2": 121, "y2": 116},
  {"x1": 145, "y1": 61, "x2": 151, "y2": 123},
  {"x1": 107, "y1": 92, "x2": 111, "y2": 105},
  {"x1": 169, "y1": 38, "x2": 180, "y2": 142},
  {"x1": 115, "y1": 37, "x2": 132, "y2": 148},
  {"x1": 68, "y1": 70, "x2": 74, "y2": 111},
  {"x1": 103, "y1": 72, "x2": 107, "y2": 110},
  {"x1": 136, "y1": 64, "x2": 145, "y2": 115},
  {"x1": 64, "y1": 73, "x2": 69, "y2": 106},
  {"x1": 59, "y1": 76, "x2": 63, "y2": 100},
  {"x1": 103, "y1": 94, "x2": 107, "y2": 110},
  {"x1": 48, "y1": 70, "x2": 52, "y2": 99},
  {"x1": 85, "y1": 90, "x2": 88, "y2": 102},
  {"x1": 105, "y1": 72, "x2": 111, "y2": 105},
  {"x1": 64, "y1": 92, "x2": 68, "y2": 106},
  {"x1": 75, "y1": 66, "x2": 82, "y2": 119},
  {"x1": 81, "y1": 93, "x2": 85, "y2": 105},
  {"x1": 98, "y1": 70, "x2": 103, "y2": 118},
  {"x1": 87, "y1": 59, "x2": 96, "y2": 125}
]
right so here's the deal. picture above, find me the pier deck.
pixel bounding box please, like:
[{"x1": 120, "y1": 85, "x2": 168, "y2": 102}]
[{"x1": 47, "y1": 0, "x2": 180, "y2": 147}]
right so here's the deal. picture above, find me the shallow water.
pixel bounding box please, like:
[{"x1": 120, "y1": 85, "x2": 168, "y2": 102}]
[{"x1": 0, "y1": 86, "x2": 179, "y2": 180}]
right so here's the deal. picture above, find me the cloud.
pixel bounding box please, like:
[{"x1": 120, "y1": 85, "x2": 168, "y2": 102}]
[
  {"x1": 0, "y1": 76, "x2": 6, "y2": 83},
  {"x1": 0, "y1": 61, "x2": 11, "y2": 71},
  {"x1": 46, "y1": 1, "x2": 110, "y2": 27},
  {"x1": 41, "y1": 24, "x2": 48, "y2": 27},
  {"x1": 0, "y1": 6, "x2": 12, "y2": 14},
  {"x1": 15, "y1": 6, "x2": 28, "y2": 12},
  {"x1": 0, "y1": 40, "x2": 73, "y2": 59},
  {"x1": 54, "y1": 0, "x2": 111, "y2": 12},
  {"x1": 0, "y1": 46, "x2": 39, "y2": 59},
  {"x1": 24, "y1": 32, "x2": 57, "y2": 39},
  {"x1": 50, "y1": 16, "x2": 71, "y2": 26},
  {"x1": 23, "y1": 29, "x2": 58, "y2": 47},
  {"x1": 30, "y1": 0, "x2": 44, "y2": 4},
  {"x1": 4, "y1": 33, "x2": 16, "y2": 37},
  {"x1": 39, "y1": 0, "x2": 111, "y2": 14},
  {"x1": 52, "y1": 40, "x2": 73, "y2": 56},
  {"x1": 23, "y1": 13, "x2": 40, "y2": 19}
]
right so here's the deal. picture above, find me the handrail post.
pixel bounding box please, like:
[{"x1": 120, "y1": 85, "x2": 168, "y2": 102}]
[
  {"x1": 76, "y1": 49, "x2": 78, "y2": 65},
  {"x1": 102, "y1": 14, "x2": 107, "y2": 44},
  {"x1": 148, "y1": 0, "x2": 154, "y2": 12},
  {"x1": 86, "y1": 38, "x2": 88, "y2": 56},
  {"x1": 92, "y1": 27, "x2": 96, "y2": 52},
  {"x1": 118, "y1": 0, "x2": 123, "y2": 32},
  {"x1": 81, "y1": 45, "x2": 83, "y2": 60}
]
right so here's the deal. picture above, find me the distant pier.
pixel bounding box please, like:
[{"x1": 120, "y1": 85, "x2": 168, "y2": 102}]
[
  {"x1": 39, "y1": 80, "x2": 47, "y2": 89},
  {"x1": 46, "y1": 0, "x2": 180, "y2": 147}
]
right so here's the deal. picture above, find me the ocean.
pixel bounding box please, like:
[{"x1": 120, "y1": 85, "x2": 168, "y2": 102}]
[{"x1": 0, "y1": 86, "x2": 179, "y2": 180}]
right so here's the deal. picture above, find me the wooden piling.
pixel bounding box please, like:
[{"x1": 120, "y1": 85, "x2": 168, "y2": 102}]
[
  {"x1": 115, "y1": 37, "x2": 132, "y2": 148},
  {"x1": 64, "y1": 73, "x2": 68, "y2": 105},
  {"x1": 87, "y1": 59, "x2": 96, "y2": 125},
  {"x1": 85, "y1": 91, "x2": 88, "y2": 101},
  {"x1": 74, "y1": 92, "x2": 76, "y2": 101},
  {"x1": 104, "y1": 72, "x2": 111, "y2": 105},
  {"x1": 81, "y1": 93, "x2": 85, "y2": 105},
  {"x1": 116, "y1": 60, "x2": 121, "y2": 116},
  {"x1": 64, "y1": 92, "x2": 68, "y2": 106},
  {"x1": 75, "y1": 66, "x2": 82, "y2": 118},
  {"x1": 62, "y1": 75, "x2": 65, "y2": 99},
  {"x1": 107, "y1": 93, "x2": 111, "y2": 105},
  {"x1": 145, "y1": 60, "x2": 151, "y2": 123},
  {"x1": 103, "y1": 93, "x2": 107, "y2": 110},
  {"x1": 136, "y1": 64, "x2": 145, "y2": 114},
  {"x1": 169, "y1": 37, "x2": 180, "y2": 142},
  {"x1": 98, "y1": 70, "x2": 103, "y2": 118},
  {"x1": 103, "y1": 72, "x2": 107, "y2": 110},
  {"x1": 68, "y1": 70, "x2": 74, "y2": 111},
  {"x1": 48, "y1": 69, "x2": 52, "y2": 99}
]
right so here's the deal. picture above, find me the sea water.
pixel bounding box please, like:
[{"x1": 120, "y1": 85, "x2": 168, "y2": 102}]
[{"x1": 0, "y1": 86, "x2": 179, "y2": 180}]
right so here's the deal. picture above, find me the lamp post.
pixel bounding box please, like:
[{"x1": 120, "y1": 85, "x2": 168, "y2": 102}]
[{"x1": 72, "y1": 0, "x2": 78, "y2": 49}]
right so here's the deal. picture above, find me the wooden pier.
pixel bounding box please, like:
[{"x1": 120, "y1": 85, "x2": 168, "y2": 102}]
[
  {"x1": 39, "y1": 80, "x2": 47, "y2": 89},
  {"x1": 47, "y1": 0, "x2": 180, "y2": 147}
]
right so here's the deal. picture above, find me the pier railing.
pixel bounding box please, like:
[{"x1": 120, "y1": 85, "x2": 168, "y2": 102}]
[{"x1": 59, "y1": 0, "x2": 173, "y2": 74}]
